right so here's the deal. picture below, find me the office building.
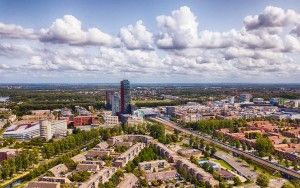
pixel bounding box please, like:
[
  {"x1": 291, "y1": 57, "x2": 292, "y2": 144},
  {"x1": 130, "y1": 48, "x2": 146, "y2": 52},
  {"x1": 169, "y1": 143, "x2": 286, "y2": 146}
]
[
  {"x1": 61, "y1": 108, "x2": 72, "y2": 117},
  {"x1": 105, "y1": 90, "x2": 115, "y2": 110},
  {"x1": 73, "y1": 116, "x2": 96, "y2": 126},
  {"x1": 240, "y1": 93, "x2": 252, "y2": 103},
  {"x1": 229, "y1": 96, "x2": 235, "y2": 104},
  {"x1": 120, "y1": 80, "x2": 131, "y2": 114},
  {"x1": 3, "y1": 122, "x2": 40, "y2": 140},
  {"x1": 40, "y1": 120, "x2": 67, "y2": 141},
  {"x1": 40, "y1": 120, "x2": 52, "y2": 140},
  {"x1": 166, "y1": 106, "x2": 176, "y2": 116},
  {"x1": 111, "y1": 92, "x2": 120, "y2": 115},
  {"x1": 3, "y1": 120, "x2": 67, "y2": 141},
  {"x1": 75, "y1": 106, "x2": 91, "y2": 116}
]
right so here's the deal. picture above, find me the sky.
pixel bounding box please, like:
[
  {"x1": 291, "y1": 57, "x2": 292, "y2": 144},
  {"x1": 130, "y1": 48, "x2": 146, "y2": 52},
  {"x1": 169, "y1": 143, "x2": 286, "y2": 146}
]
[{"x1": 0, "y1": 0, "x2": 300, "y2": 83}]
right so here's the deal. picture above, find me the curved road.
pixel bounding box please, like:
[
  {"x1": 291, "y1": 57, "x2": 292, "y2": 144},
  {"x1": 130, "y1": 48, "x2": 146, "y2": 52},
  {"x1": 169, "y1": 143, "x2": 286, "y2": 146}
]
[{"x1": 150, "y1": 117, "x2": 300, "y2": 179}]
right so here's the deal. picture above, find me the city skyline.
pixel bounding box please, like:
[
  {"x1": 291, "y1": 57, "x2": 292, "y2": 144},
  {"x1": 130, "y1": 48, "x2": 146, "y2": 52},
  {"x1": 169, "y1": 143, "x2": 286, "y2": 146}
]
[{"x1": 0, "y1": 0, "x2": 300, "y2": 83}]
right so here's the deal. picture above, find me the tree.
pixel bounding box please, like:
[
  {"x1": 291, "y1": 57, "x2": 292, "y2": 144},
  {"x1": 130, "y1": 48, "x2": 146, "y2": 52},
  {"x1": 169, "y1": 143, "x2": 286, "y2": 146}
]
[
  {"x1": 1, "y1": 160, "x2": 10, "y2": 179},
  {"x1": 285, "y1": 159, "x2": 290, "y2": 167},
  {"x1": 8, "y1": 159, "x2": 16, "y2": 177},
  {"x1": 200, "y1": 139, "x2": 205, "y2": 149},
  {"x1": 149, "y1": 123, "x2": 165, "y2": 139},
  {"x1": 281, "y1": 182, "x2": 295, "y2": 188},
  {"x1": 255, "y1": 136, "x2": 274, "y2": 157},
  {"x1": 256, "y1": 173, "x2": 269, "y2": 187},
  {"x1": 189, "y1": 135, "x2": 195, "y2": 146},
  {"x1": 205, "y1": 145, "x2": 210, "y2": 152},
  {"x1": 68, "y1": 171, "x2": 91, "y2": 182},
  {"x1": 242, "y1": 143, "x2": 247, "y2": 151},
  {"x1": 210, "y1": 147, "x2": 217, "y2": 156},
  {"x1": 233, "y1": 176, "x2": 242, "y2": 186},
  {"x1": 268, "y1": 155, "x2": 272, "y2": 161},
  {"x1": 235, "y1": 141, "x2": 241, "y2": 148}
]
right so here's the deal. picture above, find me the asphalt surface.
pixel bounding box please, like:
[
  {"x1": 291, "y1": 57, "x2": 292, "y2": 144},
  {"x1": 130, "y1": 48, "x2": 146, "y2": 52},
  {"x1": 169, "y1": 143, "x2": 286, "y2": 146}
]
[
  {"x1": 214, "y1": 150, "x2": 257, "y2": 180},
  {"x1": 150, "y1": 117, "x2": 300, "y2": 180}
]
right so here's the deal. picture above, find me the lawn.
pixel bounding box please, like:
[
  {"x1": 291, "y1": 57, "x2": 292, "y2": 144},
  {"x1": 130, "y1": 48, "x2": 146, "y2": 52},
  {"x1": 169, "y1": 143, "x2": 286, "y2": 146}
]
[{"x1": 213, "y1": 159, "x2": 234, "y2": 171}]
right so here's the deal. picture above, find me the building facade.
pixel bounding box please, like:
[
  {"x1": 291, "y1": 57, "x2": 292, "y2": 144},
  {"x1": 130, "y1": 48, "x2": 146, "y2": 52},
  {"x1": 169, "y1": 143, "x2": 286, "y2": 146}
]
[
  {"x1": 111, "y1": 92, "x2": 120, "y2": 115},
  {"x1": 120, "y1": 80, "x2": 131, "y2": 114},
  {"x1": 105, "y1": 90, "x2": 115, "y2": 110}
]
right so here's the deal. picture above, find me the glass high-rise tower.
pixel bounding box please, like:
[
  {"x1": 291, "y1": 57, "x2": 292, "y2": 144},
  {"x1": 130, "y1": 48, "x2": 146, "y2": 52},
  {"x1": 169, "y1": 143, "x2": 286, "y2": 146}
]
[{"x1": 120, "y1": 80, "x2": 131, "y2": 114}]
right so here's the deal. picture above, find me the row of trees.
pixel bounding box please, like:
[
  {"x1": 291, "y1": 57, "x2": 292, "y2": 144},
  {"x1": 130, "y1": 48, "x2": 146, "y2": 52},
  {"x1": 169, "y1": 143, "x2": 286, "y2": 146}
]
[
  {"x1": 148, "y1": 123, "x2": 181, "y2": 144},
  {"x1": 42, "y1": 130, "x2": 100, "y2": 159},
  {"x1": 42, "y1": 127, "x2": 123, "y2": 159},
  {"x1": 135, "y1": 100, "x2": 185, "y2": 108},
  {"x1": 0, "y1": 149, "x2": 39, "y2": 180},
  {"x1": 189, "y1": 135, "x2": 217, "y2": 157},
  {"x1": 26, "y1": 150, "x2": 79, "y2": 180},
  {"x1": 186, "y1": 119, "x2": 247, "y2": 134}
]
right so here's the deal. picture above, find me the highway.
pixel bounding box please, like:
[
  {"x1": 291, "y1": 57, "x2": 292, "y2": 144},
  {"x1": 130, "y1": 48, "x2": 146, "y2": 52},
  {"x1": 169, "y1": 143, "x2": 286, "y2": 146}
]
[{"x1": 150, "y1": 117, "x2": 300, "y2": 180}]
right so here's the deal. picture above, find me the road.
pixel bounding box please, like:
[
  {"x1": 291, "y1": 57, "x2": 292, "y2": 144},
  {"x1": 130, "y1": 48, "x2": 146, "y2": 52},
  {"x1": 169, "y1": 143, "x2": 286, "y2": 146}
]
[
  {"x1": 215, "y1": 150, "x2": 257, "y2": 180},
  {"x1": 150, "y1": 117, "x2": 300, "y2": 180}
]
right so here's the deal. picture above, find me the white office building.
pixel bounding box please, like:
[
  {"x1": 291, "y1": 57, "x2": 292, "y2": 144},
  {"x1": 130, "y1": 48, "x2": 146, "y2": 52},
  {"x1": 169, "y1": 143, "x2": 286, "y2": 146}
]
[
  {"x1": 40, "y1": 120, "x2": 68, "y2": 141},
  {"x1": 3, "y1": 122, "x2": 40, "y2": 140},
  {"x1": 4, "y1": 120, "x2": 67, "y2": 141}
]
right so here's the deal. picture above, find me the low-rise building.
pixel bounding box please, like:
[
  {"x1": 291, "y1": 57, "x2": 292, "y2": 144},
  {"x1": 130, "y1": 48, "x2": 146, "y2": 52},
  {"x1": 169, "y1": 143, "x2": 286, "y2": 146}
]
[
  {"x1": 85, "y1": 148, "x2": 112, "y2": 159},
  {"x1": 49, "y1": 164, "x2": 68, "y2": 177},
  {"x1": 26, "y1": 181, "x2": 60, "y2": 188},
  {"x1": 76, "y1": 163, "x2": 100, "y2": 172},
  {"x1": 104, "y1": 115, "x2": 119, "y2": 126},
  {"x1": 139, "y1": 160, "x2": 169, "y2": 172},
  {"x1": 114, "y1": 143, "x2": 145, "y2": 168},
  {"x1": 145, "y1": 170, "x2": 177, "y2": 182},
  {"x1": 177, "y1": 148, "x2": 203, "y2": 158},
  {"x1": 73, "y1": 116, "x2": 97, "y2": 126},
  {"x1": 116, "y1": 173, "x2": 139, "y2": 188},
  {"x1": 154, "y1": 142, "x2": 219, "y2": 187},
  {"x1": 0, "y1": 148, "x2": 19, "y2": 161}
]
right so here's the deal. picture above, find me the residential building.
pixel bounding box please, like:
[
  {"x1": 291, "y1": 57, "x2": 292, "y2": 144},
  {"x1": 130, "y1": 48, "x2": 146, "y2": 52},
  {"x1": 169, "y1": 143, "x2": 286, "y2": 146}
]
[
  {"x1": 26, "y1": 181, "x2": 60, "y2": 188},
  {"x1": 116, "y1": 173, "x2": 138, "y2": 188},
  {"x1": 114, "y1": 143, "x2": 145, "y2": 167},
  {"x1": 49, "y1": 164, "x2": 68, "y2": 177},
  {"x1": 76, "y1": 163, "x2": 100, "y2": 172},
  {"x1": 145, "y1": 170, "x2": 177, "y2": 182},
  {"x1": 103, "y1": 115, "x2": 119, "y2": 126},
  {"x1": 61, "y1": 108, "x2": 73, "y2": 117},
  {"x1": 139, "y1": 160, "x2": 169, "y2": 172},
  {"x1": 75, "y1": 106, "x2": 91, "y2": 116},
  {"x1": 0, "y1": 148, "x2": 19, "y2": 161}
]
